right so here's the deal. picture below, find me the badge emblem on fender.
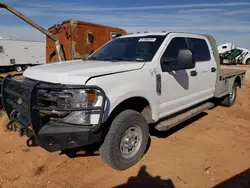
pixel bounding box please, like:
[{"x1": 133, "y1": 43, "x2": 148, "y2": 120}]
[{"x1": 156, "y1": 74, "x2": 162, "y2": 95}]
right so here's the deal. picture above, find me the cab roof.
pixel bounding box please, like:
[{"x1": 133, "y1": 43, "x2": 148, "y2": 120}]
[
  {"x1": 119, "y1": 32, "x2": 212, "y2": 39},
  {"x1": 120, "y1": 32, "x2": 168, "y2": 38}
]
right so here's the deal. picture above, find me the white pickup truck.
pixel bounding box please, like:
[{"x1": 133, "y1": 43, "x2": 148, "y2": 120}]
[{"x1": 1, "y1": 32, "x2": 246, "y2": 171}]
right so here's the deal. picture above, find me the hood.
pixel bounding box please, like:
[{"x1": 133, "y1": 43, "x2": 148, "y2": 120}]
[{"x1": 23, "y1": 60, "x2": 144, "y2": 85}]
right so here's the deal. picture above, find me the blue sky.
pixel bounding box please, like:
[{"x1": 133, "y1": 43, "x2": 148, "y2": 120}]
[{"x1": 0, "y1": 0, "x2": 250, "y2": 49}]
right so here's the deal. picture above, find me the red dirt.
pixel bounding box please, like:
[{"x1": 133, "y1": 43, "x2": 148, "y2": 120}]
[{"x1": 0, "y1": 83, "x2": 250, "y2": 188}]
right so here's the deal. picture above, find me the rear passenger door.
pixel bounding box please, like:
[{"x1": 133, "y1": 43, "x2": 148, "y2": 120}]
[
  {"x1": 186, "y1": 37, "x2": 217, "y2": 103},
  {"x1": 158, "y1": 36, "x2": 216, "y2": 118}
]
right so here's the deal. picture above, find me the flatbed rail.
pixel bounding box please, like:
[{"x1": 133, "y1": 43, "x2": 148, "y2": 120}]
[{"x1": 220, "y1": 68, "x2": 246, "y2": 80}]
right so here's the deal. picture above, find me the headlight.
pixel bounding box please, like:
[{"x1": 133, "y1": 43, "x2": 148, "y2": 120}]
[
  {"x1": 39, "y1": 89, "x2": 98, "y2": 125},
  {"x1": 62, "y1": 90, "x2": 97, "y2": 125}
]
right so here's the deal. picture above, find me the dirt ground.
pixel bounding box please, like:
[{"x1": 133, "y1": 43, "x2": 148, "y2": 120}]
[{"x1": 0, "y1": 83, "x2": 250, "y2": 188}]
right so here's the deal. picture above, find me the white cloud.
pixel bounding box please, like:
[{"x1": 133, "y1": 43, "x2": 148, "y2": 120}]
[
  {"x1": 178, "y1": 8, "x2": 224, "y2": 13},
  {"x1": 13, "y1": 2, "x2": 250, "y2": 11},
  {"x1": 124, "y1": 25, "x2": 250, "y2": 33},
  {"x1": 0, "y1": 1, "x2": 249, "y2": 49},
  {"x1": 0, "y1": 25, "x2": 45, "y2": 41},
  {"x1": 224, "y1": 9, "x2": 250, "y2": 15}
]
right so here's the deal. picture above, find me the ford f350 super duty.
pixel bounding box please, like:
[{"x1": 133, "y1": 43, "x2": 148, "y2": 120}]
[{"x1": 1, "y1": 32, "x2": 246, "y2": 171}]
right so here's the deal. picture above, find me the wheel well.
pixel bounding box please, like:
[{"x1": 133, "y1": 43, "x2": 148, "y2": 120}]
[
  {"x1": 235, "y1": 76, "x2": 241, "y2": 88},
  {"x1": 107, "y1": 97, "x2": 151, "y2": 124},
  {"x1": 246, "y1": 58, "x2": 250, "y2": 64}
]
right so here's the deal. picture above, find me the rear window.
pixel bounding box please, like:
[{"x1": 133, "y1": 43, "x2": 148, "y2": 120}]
[{"x1": 187, "y1": 38, "x2": 211, "y2": 62}]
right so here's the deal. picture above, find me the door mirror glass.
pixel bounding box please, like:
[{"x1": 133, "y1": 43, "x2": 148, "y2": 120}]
[
  {"x1": 161, "y1": 49, "x2": 195, "y2": 71},
  {"x1": 177, "y1": 49, "x2": 195, "y2": 70}
]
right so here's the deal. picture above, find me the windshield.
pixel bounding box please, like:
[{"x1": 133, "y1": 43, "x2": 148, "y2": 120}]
[{"x1": 88, "y1": 35, "x2": 166, "y2": 62}]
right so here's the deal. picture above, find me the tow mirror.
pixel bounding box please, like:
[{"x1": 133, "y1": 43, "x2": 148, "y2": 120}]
[
  {"x1": 177, "y1": 49, "x2": 195, "y2": 70},
  {"x1": 161, "y1": 49, "x2": 195, "y2": 71}
]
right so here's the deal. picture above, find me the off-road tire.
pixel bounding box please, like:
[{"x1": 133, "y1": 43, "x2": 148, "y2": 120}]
[
  {"x1": 99, "y1": 110, "x2": 149, "y2": 171},
  {"x1": 221, "y1": 82, "x2": 237, "y2": 107}
]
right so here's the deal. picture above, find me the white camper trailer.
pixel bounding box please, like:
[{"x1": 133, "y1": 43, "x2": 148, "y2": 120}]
[{"x1": 0, "y1": 37, "x2": 45, "y2": 72}]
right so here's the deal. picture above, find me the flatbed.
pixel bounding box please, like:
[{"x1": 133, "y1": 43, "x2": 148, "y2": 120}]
[{"x1": 220, "y1": 68, "x2": 246, "y2": 79}]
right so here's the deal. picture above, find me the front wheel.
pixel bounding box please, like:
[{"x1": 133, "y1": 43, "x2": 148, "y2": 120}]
[
  {"x1": 99, "y1": 110, "x2": 149, "y2": 171},
  {"x1": 221, "y1": 82, "x2": 237, "y2": 107}
]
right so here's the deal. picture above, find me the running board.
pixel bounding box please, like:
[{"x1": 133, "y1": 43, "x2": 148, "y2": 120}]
[{"x1": 155, "y1": 102, "x2": 214, "y2": 131}]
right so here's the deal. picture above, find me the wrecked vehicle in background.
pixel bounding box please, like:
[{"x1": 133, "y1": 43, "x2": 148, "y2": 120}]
[{"x1": 218, "y1": 43, "x2": 250, "y2": 65}]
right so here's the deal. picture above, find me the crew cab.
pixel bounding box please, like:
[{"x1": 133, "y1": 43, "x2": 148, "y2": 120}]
[{"x1": 1, "y1": 32, "x2": 246, "y2": 171}]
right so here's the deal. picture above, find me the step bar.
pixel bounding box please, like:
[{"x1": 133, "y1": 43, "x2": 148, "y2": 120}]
[{"x1": 155, "y1": 102, "x2": 214, "y2": 131}]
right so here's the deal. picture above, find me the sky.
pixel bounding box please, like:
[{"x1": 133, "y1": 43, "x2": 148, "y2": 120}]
[{"x1": 0, "y1": 0, "x2": 250, "y2": 49}]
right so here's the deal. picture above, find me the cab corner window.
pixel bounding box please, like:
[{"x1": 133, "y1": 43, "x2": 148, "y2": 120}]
[
  {"x1": 87, "y1": 32, "x2": 94, "y2": 44},
  {"x1": 161, "y1": 37, "x2": 188, "y2": 72},
  {"x1": 0, "y1": 46, "x2": 4, "y2": 53}
]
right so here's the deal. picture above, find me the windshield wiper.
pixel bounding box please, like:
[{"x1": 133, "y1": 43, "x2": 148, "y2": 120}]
[
  {"x1": 101, "y1": 57, "x2": 129, "y2": 61},
  {"x1": 133, "y1": 58, "x2": 146, "y2": 62}
]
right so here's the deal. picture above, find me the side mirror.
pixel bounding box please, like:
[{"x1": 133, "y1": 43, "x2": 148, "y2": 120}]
[
  {"x1": 161, "y1": 49, "x2": 195, "y2": 71},
  {"x1": 177, "y1": 49, "x2": 195, "y2": 70}
]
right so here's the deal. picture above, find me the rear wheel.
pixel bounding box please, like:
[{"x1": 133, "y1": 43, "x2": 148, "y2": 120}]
[
  {"x1": 246, "y1": 58, "x2": 250, "y2": 65},
  {"x1": 99, "y1": 110, "x2": 149, "y2": 171},
  {"x1": 221, "y1": 82, "x2": 237, "y2": 107}
]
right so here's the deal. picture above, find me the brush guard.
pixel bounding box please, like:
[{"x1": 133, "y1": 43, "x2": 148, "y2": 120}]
[{"x1": 1, "y1": 74, "x2": 107, "y2": 151}]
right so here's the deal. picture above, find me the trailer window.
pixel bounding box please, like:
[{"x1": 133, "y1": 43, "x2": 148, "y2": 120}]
[
  {"x1": 187, "y1": 38, "x2": 211, "y2": 62},
  {"x1": 87, "y1": 32, "x2": 94, "y2": 44},
  {"x1": 222, "y1": 46, "x2": 227, "y2": 49},
  {"x1": 0, "y1": 46, "x2": 4, "y2": 53}
]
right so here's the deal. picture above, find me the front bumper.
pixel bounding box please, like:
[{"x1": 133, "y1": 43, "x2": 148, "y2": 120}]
[{"x1": 1, "y1": 74, "x2": 106, "y2": 152}]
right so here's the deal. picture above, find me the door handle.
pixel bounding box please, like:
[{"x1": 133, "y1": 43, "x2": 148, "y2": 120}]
[
  {"x1": 190, "y1": 70, "x2": 198, "y2": 76},
  {"x1": 211, "y1": 67, "x2": 217, "y2": 72}
]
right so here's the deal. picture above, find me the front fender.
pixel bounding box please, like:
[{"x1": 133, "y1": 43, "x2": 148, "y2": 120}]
[{"x1": 111, "y1": 92, "x2": 158, "y2": 119}]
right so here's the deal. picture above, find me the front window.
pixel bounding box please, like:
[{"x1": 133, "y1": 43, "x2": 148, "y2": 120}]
[{"x1": 88, "y1": 35, "x2": 166, "y2": 62}]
